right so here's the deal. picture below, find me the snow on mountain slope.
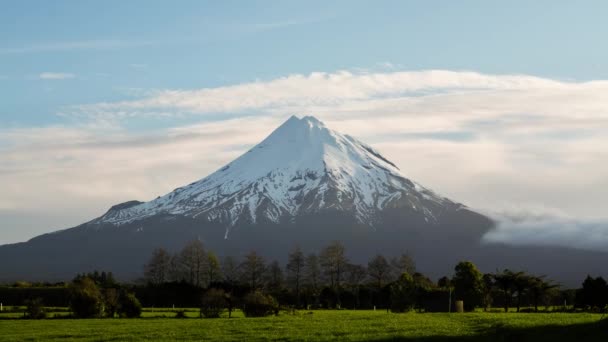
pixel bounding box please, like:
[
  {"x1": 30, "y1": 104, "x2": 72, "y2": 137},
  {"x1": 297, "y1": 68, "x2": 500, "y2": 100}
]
[{"x1": 94, "y1": 116, "x2": 456, "y2": 234}]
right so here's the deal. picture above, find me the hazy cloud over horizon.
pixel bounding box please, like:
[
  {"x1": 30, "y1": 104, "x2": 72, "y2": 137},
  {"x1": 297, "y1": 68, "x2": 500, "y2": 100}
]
[{"x1": 1, "y1": 69, "x2": 607, "y2": 249}]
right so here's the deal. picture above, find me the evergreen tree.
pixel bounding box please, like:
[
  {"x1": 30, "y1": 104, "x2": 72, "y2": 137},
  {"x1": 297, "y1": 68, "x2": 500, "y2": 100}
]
[{"x1": 452, "y1": 261, "x2": 484, "y2": 311}]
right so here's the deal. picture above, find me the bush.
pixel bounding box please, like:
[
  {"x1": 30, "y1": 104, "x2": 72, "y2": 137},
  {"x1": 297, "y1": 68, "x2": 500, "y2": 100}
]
[
  {"x1": 118, "y1": 292, "x2": 142, "y2": 318},
  {"x1": 200, "y1": 288, "x2": 227, "y2": 318},
  {"x1": 242, "y1": 291, "x2": 278, "y2": 317},
  {"x1": 175, "y1": 310, "x2": 187, "y2": 318},
  {"x1": 70, "y1": 278, "x2": 104, "y2": 318},
  {"x1": 24, "y1": 297, "x2": 46, "y2": 319}
]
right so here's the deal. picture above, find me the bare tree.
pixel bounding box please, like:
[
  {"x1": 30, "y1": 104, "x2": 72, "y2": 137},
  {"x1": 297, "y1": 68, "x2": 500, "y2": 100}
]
[
  {"x1": 222, "y1": 256, "x2": 239, "y2": 287},
  {"x1": 240, "y1": 251, "x2": 267, "y2": 289},
  {"x1": 168, "y1": 253, "x2": 184, "y2": 282},
  {"x1": 179, "y1": 240, "x2": 206, "y2": 287},
  {"x1": 320, "y1": 241, "x2": 348, "y2": 290},
  {"x1": 368, "y1": 254, "x2": 392, "y2": 288},
  {"x1": 205, "y1": 251, "x2": 222, "y2": 286},
  {"x1": 390, "y1": 252, "x2": 416, "y2": 277},
  {"x1": 266, "y1": 260, "x2": 284, "y2": 293},
  {"x1": 287, "y1": 245, "x2": 305, "y2": 306},
  {"x1": 347, "y1": 263, "x2": 367, "y2": 309},
  {"x1": 304, "y1": 253, "x2": 321, "y2": 296},
  {"x1": 144, "y1": 248, "x2": 172, "y2": 285},
  {"x1": 303, "y1": 253, "x2": 322, "y2": 303}
]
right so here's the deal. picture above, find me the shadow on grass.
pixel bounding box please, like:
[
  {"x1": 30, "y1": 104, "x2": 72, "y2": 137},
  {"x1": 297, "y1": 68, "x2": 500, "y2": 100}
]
[{"x1": 371, "y1": 318, "x2": 608, "y2": 342}]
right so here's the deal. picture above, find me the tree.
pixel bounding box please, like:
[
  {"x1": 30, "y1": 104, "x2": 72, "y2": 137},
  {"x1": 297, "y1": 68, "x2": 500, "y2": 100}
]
[
  {"x1": 206, "y1": 251, "x2": 222, "y2": 286},
  {"x1": 320, "y1": 241, "x2": 348, "y2": 307},
  {"x1": 222, "y1": 256, "x2": 239, "y2": 288},
  {"x1": 200, "y1": 288, "x2": 227, "y2": 318},
  {"x1": 286, "y1": 246, "x2": 305, "y2": 307},
  {"x1": 320, "y1": 241, "x2": 348, "y2": 290},
  {"x1": 368, "y1": 255, "x2": 392, "y2": 289},
  {"x1": 144, "y1": 248, "x2": 172, "y2": 285},
  {"x1": 70, "y1": 277, "x2": 104, "y2": 318},
  {"x1": 266, "y1": 260, "x2": 284, "y2": 293},
  {"x1": 481, "y1": 273, "x2": 494, "y2": 311},
  {"x1": 347, "y1": 263, "x2": 367, "y2": 309},
  {"x1": 492, "y1": 269, "x2": 521, "y2": 312},
  {"x1": 528, "y1": 276, "x2": 558, "y2": 312},
  {"x1": 579, "y1": 275, "x2": 608, "y2": 310},
  {"x1": 390, "y1": 273, "x2": 416, "y2": 312},
  {"x1": 24, "y1": 297, "x2": 46, "y2": 319},
  {"x1": 304, "y1": 253, "x2": 321, "y2": 306},
  {"x1": 452, "y1": 261, "x2": 484, "y2": 311},
  {"x1": 168, "y1": 253, "x2": 184, "y2": 282},
  {"x1": 103, "y1": 288, "x2": 120, "y2": 318},
  {"x1": 242, "y1": 290, "x2": 278, "y2": 317},
  {"x1": 390, "y1": 252, "x2": 416, "y2": 277},
  {"x1": 118, "y1": 292, "x2": 142, "y2": 318},
  {"x1": 179, "y1": 240, "x2": 206, "y2": 286},
  {"x1": 240, "y1": 251, "x2": 266, "y2": 289},
  {"x1": 513, "y1": 272, "x2": 533, "y2": 312},
  {"x1": 437, "y1": 276, "x2": 451, "y2": 289}
]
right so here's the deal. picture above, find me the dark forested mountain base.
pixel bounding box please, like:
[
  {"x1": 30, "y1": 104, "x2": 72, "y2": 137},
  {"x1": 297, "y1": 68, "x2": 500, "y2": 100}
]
[{"x1": 0, "y1": 206, "x2": 605, "y2": 287}]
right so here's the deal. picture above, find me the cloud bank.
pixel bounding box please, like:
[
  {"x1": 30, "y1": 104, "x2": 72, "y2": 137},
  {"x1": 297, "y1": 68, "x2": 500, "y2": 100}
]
[
  {"x1": 2, "y1": 69, "x2": 607, "y2": 248},
  {"x1": 484, "y1": 209, "x2": 608, "y2": 252}
]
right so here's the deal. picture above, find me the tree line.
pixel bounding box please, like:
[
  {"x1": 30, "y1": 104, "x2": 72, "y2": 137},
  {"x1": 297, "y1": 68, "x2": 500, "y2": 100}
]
[
  {"x1": 3, "y1": 239, "x2": 607, "y2": 319},
  {"x1": 141, "y1": 240, "x2": 608, "y2": 313}
]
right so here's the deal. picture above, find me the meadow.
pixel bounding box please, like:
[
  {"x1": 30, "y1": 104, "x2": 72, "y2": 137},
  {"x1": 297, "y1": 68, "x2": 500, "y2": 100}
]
[{"x1": 1, "y1": 309, "x2": 607, "y2": 341}]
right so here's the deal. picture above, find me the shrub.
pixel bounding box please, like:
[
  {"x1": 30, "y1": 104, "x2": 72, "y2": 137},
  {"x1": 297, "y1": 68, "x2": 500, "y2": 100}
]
[
  {"x1": 24, "y1": 297, "x2": 46, "y2": 319},
  {"x1": 242, "y1": 291, "x2": 278, "y2": 317},
  {"x1": 70, "y1": 277, "x2": 104, "y2": 318},
  {"x1": 175, "y1": 310, "x2": 187, "y2": 318},
  {"x1": 200, "y1": 288, "x2": 227, "y2": 318},
  {"x1": 118, "y1": 292, "x2": 142, "y2": 318}
]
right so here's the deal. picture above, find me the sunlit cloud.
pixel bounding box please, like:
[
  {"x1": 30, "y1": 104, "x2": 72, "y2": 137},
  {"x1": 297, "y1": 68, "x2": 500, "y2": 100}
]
[{"x1": 2, "y1": 70, "x2": 608, "y2": 248}]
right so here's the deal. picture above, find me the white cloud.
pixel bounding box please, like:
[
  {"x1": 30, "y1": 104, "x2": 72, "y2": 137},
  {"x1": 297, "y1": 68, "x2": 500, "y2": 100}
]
[
  {"x1": 39, "y1": 72, "x2": 76, "y2": 80},
  {"x1": 2, "y1": 69, "x2": 608, "y2": 248}
]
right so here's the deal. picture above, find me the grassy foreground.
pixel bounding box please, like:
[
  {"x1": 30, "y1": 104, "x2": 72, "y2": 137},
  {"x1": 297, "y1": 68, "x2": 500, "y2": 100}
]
[{"x1": 1, "y1": 310, "x2": 607, "y2": 341}]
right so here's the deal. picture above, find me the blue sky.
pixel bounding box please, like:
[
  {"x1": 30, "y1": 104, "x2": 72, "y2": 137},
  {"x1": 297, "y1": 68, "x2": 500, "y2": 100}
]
[
  {"x1": 2, "y1": 1, "x2": 608, "y2": 127},
  {"x1": 1, "y1": 1, "x2": 608, "y2": 249}
]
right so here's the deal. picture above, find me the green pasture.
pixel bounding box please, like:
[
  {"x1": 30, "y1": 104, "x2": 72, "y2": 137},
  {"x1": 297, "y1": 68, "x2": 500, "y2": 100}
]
[{"x1": 1, "y1": 309, "x2": 606, "y2": 341}]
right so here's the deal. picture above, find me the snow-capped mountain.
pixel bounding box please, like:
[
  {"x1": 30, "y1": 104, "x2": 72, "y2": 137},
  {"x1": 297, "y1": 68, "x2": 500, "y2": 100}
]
[
  {"x1": 95, "y1": 115, "x2": 459, "y2": 238},
  {"x1": 7, "y1": 115, "x2": 607, "y2": 287}
]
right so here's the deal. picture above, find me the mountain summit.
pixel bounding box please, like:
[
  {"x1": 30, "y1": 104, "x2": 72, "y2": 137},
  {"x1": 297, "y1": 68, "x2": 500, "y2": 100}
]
[{"x1": 97, "y1": 115, "x2": 456, "y2": 239}]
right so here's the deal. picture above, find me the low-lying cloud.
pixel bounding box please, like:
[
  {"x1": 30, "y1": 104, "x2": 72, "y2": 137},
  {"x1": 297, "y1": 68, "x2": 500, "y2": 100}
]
[{"x1": 484, "y1": 209, "x2": 608, "y2": 252}]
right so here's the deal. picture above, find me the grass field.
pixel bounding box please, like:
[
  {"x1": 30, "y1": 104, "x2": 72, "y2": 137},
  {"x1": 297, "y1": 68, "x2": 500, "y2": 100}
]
[{"x1": 1, "y1": 309, "x2": 607, "y2": 341}]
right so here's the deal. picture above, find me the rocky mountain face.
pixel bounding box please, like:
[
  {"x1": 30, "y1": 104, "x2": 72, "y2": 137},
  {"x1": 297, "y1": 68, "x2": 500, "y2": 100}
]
[{"x1": 0, "y1": 116, "x2": 605, "y2": 286}]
